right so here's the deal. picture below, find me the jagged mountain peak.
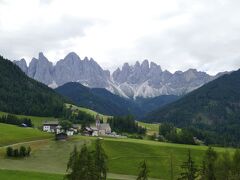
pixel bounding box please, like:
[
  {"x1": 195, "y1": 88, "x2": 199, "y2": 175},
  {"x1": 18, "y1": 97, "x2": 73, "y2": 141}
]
[
  {"x1": 64, "y1": 52, "x2": 80, "y2": 61},
  {"x1": 83, "y1": 56, "x2": 89, "y2": 61},
  {"x1": 38, "y1": 52, "x2": 48, "y2": 61},
  {"x1": 14, "y1": 52, "x2": 222, "y2": 98}
]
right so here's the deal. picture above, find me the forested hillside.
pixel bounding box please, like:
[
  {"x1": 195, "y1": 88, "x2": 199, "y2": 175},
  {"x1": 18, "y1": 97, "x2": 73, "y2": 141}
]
[
  {"x1": 146, "y1": 69, "x2": 240, "y2": 146},
  {"x1": 0, "y1": 56, "x2": 65, "y2": 116},
  {"x1": 55, "y1": 82, "x2": 179, "y2": 117},
  {"x1": 55, "y1": 82, "x2": 141, "y2": 116}
]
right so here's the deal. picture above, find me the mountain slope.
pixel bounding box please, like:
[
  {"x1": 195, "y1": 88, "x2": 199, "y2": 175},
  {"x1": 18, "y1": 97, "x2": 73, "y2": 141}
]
[
  {"x1": 55, "y1": 82, "x2": 140, "y2": 116},
  {"x1": 0, "y1": 55, "x2": 65, "y2": 116},
  {"x1": 55, "y1": 82, "x2": 179, "y2": 118},
  {"x1": 14, "y1": 52, "x2": 218, "y2": 98},
  {"x1": 146, "y1": 69, "x2": 240, "y2": 146}
]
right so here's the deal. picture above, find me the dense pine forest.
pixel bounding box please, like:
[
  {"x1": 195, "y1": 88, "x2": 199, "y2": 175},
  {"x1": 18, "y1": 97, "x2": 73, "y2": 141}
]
[
  {"x1": 0, "y1": 56, "x2": 65, "y2": 117},
  {"x1": 147, "y1": 69, "x2": 240, "y2": 146}
]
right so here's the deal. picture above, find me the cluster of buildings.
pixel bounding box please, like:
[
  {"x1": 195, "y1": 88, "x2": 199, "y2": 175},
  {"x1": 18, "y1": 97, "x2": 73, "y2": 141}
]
[{"x1": 42, "y1": 114, "x2": 113, "y2": 139}]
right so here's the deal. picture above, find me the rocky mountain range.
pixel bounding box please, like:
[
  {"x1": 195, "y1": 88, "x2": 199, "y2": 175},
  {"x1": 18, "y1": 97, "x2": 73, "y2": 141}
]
[{"x1": 14, "y1": 52, "x2": 221, "y2": 98}]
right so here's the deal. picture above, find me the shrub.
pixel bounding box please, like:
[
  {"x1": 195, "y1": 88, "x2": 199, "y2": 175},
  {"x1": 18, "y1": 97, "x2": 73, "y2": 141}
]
[
  {"x1": 6, "y1": 146, "x2": 31, "y2": 158},
  {"x1": 19, "y1": 146, "x2": 27, "y2": 157},
  {"x1": 13, "y1": 149, "x2": 19, "y2": 157},
  {"x1": 6, "y1": 147, "x2": 13, "y2": 157}
]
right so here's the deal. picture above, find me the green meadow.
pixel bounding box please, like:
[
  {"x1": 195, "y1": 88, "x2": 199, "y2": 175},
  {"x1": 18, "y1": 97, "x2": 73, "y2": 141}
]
[
  {"x1": 0, "y1": 123, "x2": 52, "y2": 147},
  {"x1": 66, "y1": 103, "x2": 111, "y2": 122},
  {"x1": 0, "y1": 169, "x2": 63, "y2": 180},
  {"x1": 0, "y1": 111, "x2": 57, "y2": 128},
  {"x1": 0, "y1": 135, "x2": 234, "y2": 179}
]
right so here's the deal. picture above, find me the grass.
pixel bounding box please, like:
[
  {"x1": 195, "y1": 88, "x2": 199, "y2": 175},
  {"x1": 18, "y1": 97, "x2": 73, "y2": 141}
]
[
  {"x1": 0, "y1": 123, "x2": 52, "y2": 147},
  {"x1": 66, "y1": 103, "x2": 111, "y2": 122},
  {"x1": 0, "y1": 111, "x2": 57, "y2": 128},
  {"x1": 0, "y1": 135, "x2": 235, "y2": 179},
  {"x1": 137, "y1": 121, "x2": 160, "y2": 135},
  {"x1": 0, "y1": 169, "x2": 63, "y2": 180}
]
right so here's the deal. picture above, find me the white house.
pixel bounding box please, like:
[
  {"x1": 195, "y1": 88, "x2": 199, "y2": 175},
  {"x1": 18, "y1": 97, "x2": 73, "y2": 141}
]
[
  {"x1": 43, "y1": 121, "x2": 75, "y2": 136},
  {"x1": 43, "y1": 121, "x2": 59, "y2": 133}
]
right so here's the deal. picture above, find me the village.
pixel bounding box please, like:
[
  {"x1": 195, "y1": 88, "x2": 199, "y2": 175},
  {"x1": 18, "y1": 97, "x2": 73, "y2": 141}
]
[{"x1": 42, "y1": 114, "x2": 120, "y2": 140}]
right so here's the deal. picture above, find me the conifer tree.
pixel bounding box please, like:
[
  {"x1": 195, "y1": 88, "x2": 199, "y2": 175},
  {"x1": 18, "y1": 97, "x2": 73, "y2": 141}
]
[
  {"x1": 232, "y1": 149, "x2": 240, "y2": 179},
  {"x1": 200, "y1": 147, "x2": 217, "y2": 180},
  {"x1": 178, "y1": 150, "x2": 198, "y2": 180},
  {"x1": 94, "y1": 139, "x2": 108, "y2": 180},
  {"x1": 66, "y1": 145, "x2": 79, "y2": 180},
  {"x1": 137, "y1": 160, "x2": 149, "y2": 180}
]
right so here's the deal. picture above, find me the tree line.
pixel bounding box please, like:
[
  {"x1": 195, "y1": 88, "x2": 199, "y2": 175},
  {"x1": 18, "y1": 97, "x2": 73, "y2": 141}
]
[
  {"x1": 6, "y1": 146, "x2": 31, "y2": 158},
  {"x1": 158, "y1": 123, "x2": 196, "y2": 145},
  {"x1": 138, "y1": 147, "x2": 240, "y2": 180},
  {"x1": 0, "y1": 114, "x2": 33, "y2": 127},
  {"x1": 107, "y1": 115, "x2": 146, "y2": 135}
]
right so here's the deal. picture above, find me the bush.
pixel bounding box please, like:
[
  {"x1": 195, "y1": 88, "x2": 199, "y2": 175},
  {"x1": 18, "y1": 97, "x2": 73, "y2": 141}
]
[
  {"x1": 6, "y1": 146, "x2": 31, "y2": 158},
  {"x1": 19, "y1": 146, "x2": 27, "y2": 157},
  {"x1": 6, "y1": 147, "x2": 13, "y2": 157},
  {"x1": 13, "y1": 149, "x2": 19, "y2": 157}
]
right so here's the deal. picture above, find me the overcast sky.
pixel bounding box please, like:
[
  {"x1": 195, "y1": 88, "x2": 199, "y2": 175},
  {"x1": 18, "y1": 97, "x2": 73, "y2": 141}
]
[{"x1": 0, "y1": 0, "x2": 240, "y2": 74}]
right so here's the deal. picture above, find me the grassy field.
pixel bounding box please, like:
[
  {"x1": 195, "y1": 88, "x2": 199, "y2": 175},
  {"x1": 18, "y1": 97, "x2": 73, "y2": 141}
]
[
  {"x1": 137, "y1": 121, "x2": 160, "y2": 135},
  {"x1": 0, "y1": 169, "x2": 63, "y2": 180},
  {"x1": 66, "y1": 103, "x2": 111, "y2": 122},
  {"x1": 0, "y1": 135, "x2": 234, "y2": 179},
  {"x1": 0, "y1": 111, "x2": 57, "y2": 128},
  {"x1": 0, "y1": 123, "x2": 52, "y2": 147}
]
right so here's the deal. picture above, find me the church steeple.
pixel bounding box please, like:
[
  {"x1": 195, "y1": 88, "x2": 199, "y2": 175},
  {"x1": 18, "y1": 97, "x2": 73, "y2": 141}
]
[{"x1": 96, "y1": 114, "x2": 100, "y2": 129}]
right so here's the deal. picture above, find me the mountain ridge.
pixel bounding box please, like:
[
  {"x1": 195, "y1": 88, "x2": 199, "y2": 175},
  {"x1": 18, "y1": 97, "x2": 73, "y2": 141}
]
[
  {"x1": 14, "y1": 52, "x2": 224, "y2": 98},
  {"x1": 55, "y1": 82, "x2": 179, "y2": 118}
]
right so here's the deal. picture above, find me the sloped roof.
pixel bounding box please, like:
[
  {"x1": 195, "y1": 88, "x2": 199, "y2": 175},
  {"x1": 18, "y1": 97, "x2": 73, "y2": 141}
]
[{"x1": 43, "y1": 121, "x2": 59, "y2": 125}]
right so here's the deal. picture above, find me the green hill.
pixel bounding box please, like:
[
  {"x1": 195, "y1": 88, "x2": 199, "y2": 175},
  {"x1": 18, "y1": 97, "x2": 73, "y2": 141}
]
[
  {"x1": 146, "y1": 69, "x2": 240, "y2": 146},
  {"x1": 0, "y1": 55, "x2": 65, "y2": 117},
  {"x1": 0, "y1": 123, "x2": 52, "y2": 146},
  {"x1": 0, "y1": 136, "x2": 234, "y2": 179}
]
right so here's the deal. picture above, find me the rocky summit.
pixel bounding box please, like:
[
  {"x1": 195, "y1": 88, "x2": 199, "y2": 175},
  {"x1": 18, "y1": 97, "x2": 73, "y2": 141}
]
[{"x1": 14, "y1": 52, "x2": 219, "y2": 98}]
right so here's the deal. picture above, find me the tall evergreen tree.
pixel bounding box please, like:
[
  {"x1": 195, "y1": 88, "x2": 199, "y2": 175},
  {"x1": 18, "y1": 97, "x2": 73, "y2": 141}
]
[
  {"x1": 200, "y1": 147, "x2": 217, "y2": 180},
  {"x1": 94, "y1": 139, "x2": 108, "y2": 180},
  {"x1": 178, "y1": 150, "x2": 198, "y2": 180},
  {"x1": 232, "y1": 149, "x2": 240, "y2": 179},
  {"x1": 215, "y1": 151, "x2": 232, "y2": 180},
  {"x1": 137, "y1": 160, "x2": 149, "y2": 180},
  {"x1": 77, "y1": 144, "x2": 94, "y2": 180},
  {"x1": 66, "y1": 146, "x2": 79, "y2": 180}
]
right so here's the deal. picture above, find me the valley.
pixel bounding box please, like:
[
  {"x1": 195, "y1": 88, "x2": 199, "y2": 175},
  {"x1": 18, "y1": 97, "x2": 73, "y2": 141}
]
[{"x1": 0, "y1": 49, "x2": 239, "y2": 180}]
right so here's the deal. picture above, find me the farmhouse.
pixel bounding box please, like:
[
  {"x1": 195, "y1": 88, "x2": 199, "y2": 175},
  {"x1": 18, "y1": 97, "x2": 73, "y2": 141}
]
[
  {"x1": 42, "y1": 121, "x2": 60, "y2": 134},
  {"x1": 43, "y1": 121, "x2": 77, "y2": 136}
]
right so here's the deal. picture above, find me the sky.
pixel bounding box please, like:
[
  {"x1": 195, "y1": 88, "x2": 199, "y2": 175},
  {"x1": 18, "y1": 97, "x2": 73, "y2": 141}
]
[{"x1": 0, "y1": 0, "x2": 240, "y2": 75}]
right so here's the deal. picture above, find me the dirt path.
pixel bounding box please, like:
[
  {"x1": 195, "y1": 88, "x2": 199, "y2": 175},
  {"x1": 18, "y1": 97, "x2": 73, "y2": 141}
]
[
  {"x1": 108, "y1": 173, "x2": 160, "y2": 180},
  {"x1": 0, "y1": 138, "x2": 53, "y2": 148}
]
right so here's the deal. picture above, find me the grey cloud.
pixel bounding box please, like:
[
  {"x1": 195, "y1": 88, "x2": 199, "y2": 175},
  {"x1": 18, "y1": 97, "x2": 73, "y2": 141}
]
[
  {"x1": 129, "y1": 0, "x2": 240, "y2": 74},
  {"x1": 0, "y1": 16, "x2": 95, "y2": 60}
]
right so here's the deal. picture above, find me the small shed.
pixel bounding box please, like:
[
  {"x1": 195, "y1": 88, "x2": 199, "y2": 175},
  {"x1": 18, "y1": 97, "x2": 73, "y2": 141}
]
[{"x1": 55, "y1": 132, "x2": 67, "y2": 140}]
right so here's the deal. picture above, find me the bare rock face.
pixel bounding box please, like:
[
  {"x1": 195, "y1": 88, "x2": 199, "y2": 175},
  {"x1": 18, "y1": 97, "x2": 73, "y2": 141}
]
[
  {"x1": 14, "y1": 52, "x2": 218, "y2": 98},
  {"x1": 15, "y1": 52, "x2": 110, "y2": 89},
  {"x1": 13, "y1": 58, "x2": 28, "y2": 74},
  {"x1": 112, "y1": 60, "x2": 214, "y2": 98}
]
